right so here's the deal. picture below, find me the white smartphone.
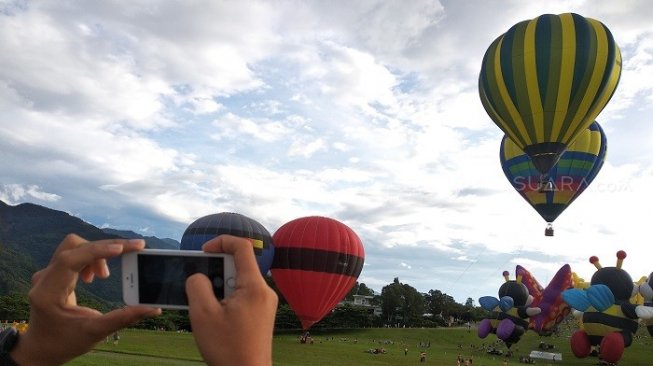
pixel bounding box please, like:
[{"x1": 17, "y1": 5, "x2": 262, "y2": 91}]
[{"x1": 122, "y1": 249, "x2": 236, "y2": 310}]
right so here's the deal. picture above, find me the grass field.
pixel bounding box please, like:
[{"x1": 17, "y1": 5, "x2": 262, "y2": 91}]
[{"x1": 68, "y1": 326, "x2": 653, "y2": 365}]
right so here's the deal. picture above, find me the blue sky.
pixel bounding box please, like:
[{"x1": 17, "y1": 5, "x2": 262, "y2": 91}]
[{"x1": 1, "y1": 0, "x2": 652, "y2": 303}]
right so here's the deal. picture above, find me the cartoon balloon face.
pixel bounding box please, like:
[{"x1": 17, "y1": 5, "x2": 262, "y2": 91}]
[
  {"x1": 639, "y1": 273, "x2": 653, "y2": 336},
  {"x1": 271, "y1": 216, "x2": 365, "y2": 330},
  {"x1": 500, "y1": 122, "x2": 607, "y2": 225},
  {"x1": 480, "y1": 13, "x2": 621, "y2": 175},
  {"x1": 180, "y1": 212, "x2": 275, "y2": 275},
  {"x1": 562, "y1": 251, "x2": 639, "y2": 364},
  {"x1": 478, "y1": 271, "x2": 540, "y2": 348}
]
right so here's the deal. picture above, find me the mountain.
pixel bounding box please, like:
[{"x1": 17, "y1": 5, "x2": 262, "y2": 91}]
[
  {"x1": 0, "y1": 200, "x2": 179, "y2": 306},
  {"x1": 102, "y1": 228, "x2": 180, "y2": 250}
]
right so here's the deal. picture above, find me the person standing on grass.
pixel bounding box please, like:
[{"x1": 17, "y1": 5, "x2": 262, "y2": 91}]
[{"x1": 420, "y1": 351, "x2": 426, "y2": 362}]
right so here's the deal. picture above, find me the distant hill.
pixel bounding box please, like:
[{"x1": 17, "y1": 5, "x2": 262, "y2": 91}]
[
  {"x1": 102, "y1": 228, "x2": 180, "y2": 250},
  {"x1": 0, "y1": 200, "x2": 179, "y2": 306}
]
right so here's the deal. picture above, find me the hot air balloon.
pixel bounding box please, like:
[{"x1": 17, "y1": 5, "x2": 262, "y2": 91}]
[
  {"x1": 271, "y1": 216, "x2": 365, "y2": 330},
  {"x1": 639, "y1": 273, "x2": 653, "y2": 336},
  {"x1": 180, "y1": 212, "x2": 275, "y2": 275},
  {"x1": 500, "y1": 121, "x2": 607, "y2": 236},
  {"x1": 516, "y1": 264, "x2": 573, "y2": 336},
  {"x1": 480, "y1": 13, "x2": 621, "y2": 178},
  {"x1": 562, "y1": 251, "x2": 642, "y2": 364},
  {"x1": 477, "y1": 271, "x2": 541, "y2": 348}
]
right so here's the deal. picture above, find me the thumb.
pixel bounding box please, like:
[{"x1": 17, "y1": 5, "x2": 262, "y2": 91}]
[
  {"x1": 92, "y1": 306, "x2": 161, "y2": 336},
  {"x1": 186, "y1": 273, "x2": 222, "y2": 319}
]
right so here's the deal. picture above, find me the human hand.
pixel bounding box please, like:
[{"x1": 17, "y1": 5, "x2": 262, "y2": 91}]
[
  {"x1": 10, "y1": 234, "x2": 162, "y2": 366},
  {"x1": 186, "y1": 235, "x2": 278, "y2": 366}
]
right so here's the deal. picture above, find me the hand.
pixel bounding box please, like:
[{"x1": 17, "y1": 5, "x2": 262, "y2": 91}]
[
  {"x1": 186, "y1": 235, "x2": 278, "y2": 366},
  {"x1": 10, "y1": 234, "x2": 162, "y2": 366}
]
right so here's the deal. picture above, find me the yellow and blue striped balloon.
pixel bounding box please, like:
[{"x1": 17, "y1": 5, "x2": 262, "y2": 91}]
[
  {"x1": 500, "y1": 122, "x2": 607, "y2": 224},
  {"x1": 481, "y1": 13, "x2": 620, "y2": 175}
]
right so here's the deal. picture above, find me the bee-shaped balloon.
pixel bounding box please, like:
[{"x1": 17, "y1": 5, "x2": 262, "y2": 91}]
[
  {"x1": 562, "y1": 251, "x2": 653, "y2": 364},
  {"x1": 477, "y1": 270, "x2": 541, "y2": 348},
  {"x1": 638, "y1": 272, "x2": 653, "y2": 336}
]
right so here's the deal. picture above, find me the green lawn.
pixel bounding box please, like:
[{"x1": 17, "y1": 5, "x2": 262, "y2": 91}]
[{"x1": 68, "y1": 327, "x2": 653, "y2": 365}]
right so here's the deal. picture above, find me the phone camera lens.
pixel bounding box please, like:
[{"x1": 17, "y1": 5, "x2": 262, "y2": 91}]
[{"x1": 213, "y1": 276, "x2": 224, "y2": 288}]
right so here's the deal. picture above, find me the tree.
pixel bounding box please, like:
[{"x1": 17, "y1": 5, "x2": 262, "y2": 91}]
[
  {"x1": 465, "y1": 297, "x2": 475, "y2": 308},
  {"x1": 357, "y1": 283, "x2": 374, "y2": 296},
  {"x1": 380, "y1": 278, "x2": 425, "y2": 327},
  {"x1": 424, "y1": 289, "x2": 454, "y2": 316},
  {"x1": 345, "y1": 281, "x2": 375, "y2": 300},
  {"x1": 274, "y1": 304, "x2": 301, "y2": 329},
  {"x1": 318, "y1": 303, "x2": 375, "y2": 328},
  {"x1": 0, "y1": 293, "x2": 29, "y2": 320},
  {"x1": 424, "y1": 289, "x2": 470, "y2": 326}
]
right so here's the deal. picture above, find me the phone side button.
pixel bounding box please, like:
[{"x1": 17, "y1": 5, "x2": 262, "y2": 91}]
[{"x1": 226, "y1": 277, "x2": 236, "y2": 288}]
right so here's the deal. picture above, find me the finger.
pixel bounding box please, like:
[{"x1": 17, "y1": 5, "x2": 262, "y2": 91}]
[
  {"x1": 57, "y1": 241, "x2": 125, "y2": 273},
  {"x1": 80, "y1": 266, "x2": 95, "y2": 283},
  {"x1": 59, "y1": 239, "x2": 145, "y2": 273},
  {"x1": 89, "y1": 306, "x2": 161, "y2": 337},
  {"x1": 186, "y1": 274, "x2": 225, "y2": 359},
  {"x1": 120, "y1": 238, "x2": 147, "y2": 253},
  {"x1": 186, "y1": 273, "x2": 222, "y2": 319},
  {"x1": 31, "y1": 269, "x2": 45, "y2": 286},
  {"x1": 202, "y1": 235, "x2": 263, "y2": 287},
  {"x1": 51, "y1": 233, "x2": 88, "y2": 260},
  {"x1": 40, "y1": 241, "x2": 132, "y2": 295},
  {"x1": 56, "y1": 236, "x2": 146, "y2": 259},
  {"x1": 51, "y1": 235, "x2": 144, "y2": 271},
  {"x1": 79, "y1": 258, "x2": 110, "y2": 283},
  {"x1": 92, "y1": 258, "x2": 110, "y2": 279}
]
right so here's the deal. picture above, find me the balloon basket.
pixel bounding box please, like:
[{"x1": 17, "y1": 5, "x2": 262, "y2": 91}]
[
  {"x1": 545, "y1": 224, "x2": 554, "y2": 237},
  {"x1": 538, "y1": 180, "x2": 555, "y2": 193}
]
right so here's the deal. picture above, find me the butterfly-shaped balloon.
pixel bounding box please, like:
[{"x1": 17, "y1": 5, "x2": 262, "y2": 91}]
[{"x1": 516, "y1": 264, "x2": 574, "y2": 335}]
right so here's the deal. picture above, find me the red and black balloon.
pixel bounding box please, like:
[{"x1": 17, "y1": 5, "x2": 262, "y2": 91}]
[{"x1": 271, "y1": 216, "x2": 365, "y2": 330}]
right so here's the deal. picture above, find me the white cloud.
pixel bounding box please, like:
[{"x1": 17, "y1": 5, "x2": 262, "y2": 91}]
[
  {"x1": 211, "y1": 113, "x2": 292, "y2": 143},
  {"x1": 0, "y1": 184, "x2": 61, "y2": 204},
  {"x1": 287, "y1": 137, "x2": 327, "y2": 158},
  {"x1": 187, "y1": 97, "x2": 222, "y2": 115},
  {"x1": 1, "y1": 0, "x2": 652, "y2": 303}
]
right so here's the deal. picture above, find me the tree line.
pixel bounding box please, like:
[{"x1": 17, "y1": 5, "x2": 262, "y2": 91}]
[{"x1": 0, "y1": 277, "x2": 487, "y2": 330}]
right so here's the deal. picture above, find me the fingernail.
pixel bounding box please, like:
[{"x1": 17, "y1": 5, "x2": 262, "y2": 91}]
[
  {"x1": 128, "y1": 239, "x2": 145, "y2": 245},
  {"x1": 103, "y1": 263, "x2": 111, "y2": 277}
]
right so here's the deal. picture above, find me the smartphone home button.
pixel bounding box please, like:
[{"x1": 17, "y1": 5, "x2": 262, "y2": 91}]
[{"x1": 226, "y1": 277, "x2": 236, "y2": 288}]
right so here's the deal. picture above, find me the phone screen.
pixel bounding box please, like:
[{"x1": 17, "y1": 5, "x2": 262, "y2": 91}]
[{"x1": 137, "y1": 254, "x2": 225, "y2": 306}]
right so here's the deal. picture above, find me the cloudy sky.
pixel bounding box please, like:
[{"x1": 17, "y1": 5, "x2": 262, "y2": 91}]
[{"x1": 1, "y1": 0, "x2": 652, "y2": 303}]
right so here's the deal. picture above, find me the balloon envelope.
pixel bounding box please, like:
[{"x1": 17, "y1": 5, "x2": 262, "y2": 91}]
[
  {"x1": 500, "y1": 121, "x2": 607, "y2": 223},
  {"x1": 480, "y1": 13, "x2": 621, "y2": 174},
  {"x1": 517, "y1": 264, "x2": 573, "y2": 336},
  {"x1": 180, "y1": 212, "x2": 275, "y2": 275},
  {"x1": 271, "y1": 216, "x2": 365, "y2": 330}
]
